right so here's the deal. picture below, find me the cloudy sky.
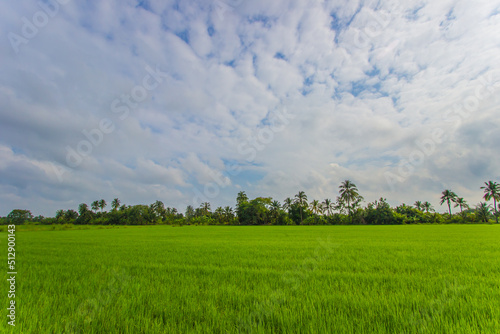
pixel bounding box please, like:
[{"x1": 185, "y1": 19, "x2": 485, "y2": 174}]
[{"x1": 1, "y1": 0, "x2": 499, "y2": 216}]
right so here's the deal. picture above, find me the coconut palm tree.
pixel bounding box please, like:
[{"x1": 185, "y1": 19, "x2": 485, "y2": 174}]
[
  {"x1": 91, "y1": 200, "x2": 99, "y2": 214},
  {"x1": 185, "y1": 205, "x2": 195, "y2": 220},
  {"x1": 440, "y1": 190, "x2": 457, "y2": 217},
  {"x1": 214, "y1": 207, "x2": 224, "y2": 224},
  {"x1": 294, "y1": 191, "x2": 308, "y2": 224},
  {"x1": 283, "y1": 197, "x2": 293, "y2": 213},
  {"x1": 150, "y1": 200, "x2": 166, "y2": 220},
  {"x1": 224, "y1": 206, "x2": 234, "y2": 224},
  {"x1": 454, "y1": 197, "x2": 469, "y2": 216},
  {"x1": 200, "y1": 202, "x2": 211, "y2": 216},
  {"x1": 111, "y1": 198, "x2": 121, "y2": 211},
  {"x1": 270, "y1": 201, "x2": 281, "y2": 224},
  {"x1": 78, "y1": 203, "x2": 90, "y2": 216},
  {"x1": 414, "y1": 201, "x2": 423, "y2": 211},
  {"x1": 476, "y1": 202, "x2": 491, "y2": 223},
  {"x1": 98, "y1": 199, "x2": 107, "y2": 213},
  {"x1": 423, "y1": 201, "x2": 434, "y2": 213},
  {"x1": 236, "y1": 191, "x2": 248, "y2": 207},
  {"x1": 310, "y1": 199, "x2": 322, "y2": 215},
  {"x1": 270, "y1": 200, "x2": 281, "y2": 212},
  {"x1": 322, "y1": 199, "x2": 334, "y2": 216},
  {"x1": 481, "y1": 181, "x2": 499, "y2": 223},
  {"x1": 339, "y1": 180, "x2": 361, "y2": 218}
]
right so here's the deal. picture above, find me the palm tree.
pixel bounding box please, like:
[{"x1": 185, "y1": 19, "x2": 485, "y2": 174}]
[
  {"x1": 236, "y1": 191, "x2": 248, "y2": 208},
  {"x1": 98, "y1": 199, "x2": 107, "y2": 213},
  {"x1": 454, "y1": 197, "x2": 469, "y2": 216},
  {"x1": 224, "y1": 206, "x2": 234, "y2": 224},
  {"x1": 476, "y1": 202, "x2": 491, "y2": 223},
  {"x1": 339, "y1": 180, "x2": 361, "y2": 218},
  {"x1": 423, "y1": 201, "x2": 434, "y2": 213},
  {"x1": 414, "y1": 201, "x2": 423, "y2": 211},
  {"x1": 440, "y1": 190, "x2": 457, "y2": 217},
  {"x1": 200, "y1": 202, "x2": 211, "y2": 216},
  {"x1": 91, "y1": 200, "x2": 99, "y2": 214},
  {"x1": 214, "y1": 207, "x2": 224, "y2": 224},
  {"x1": 111, "y1": 198, "x2": 121, "y2": 211},
  {"x1": 55, "y1": 209, "x2": 65, "y2": 220},
  {"x1": 481, "y1": 181, "x2": 499, "y2": 223},
  {"x1": 283, "y1": 198, "x2": 293, "y2": 213},
  {"x1": 310, "y1": 200, "x2": 322, "y2": 215},
  {"x1": 185, "y1": 205, "x2": 195, "y2": 220},
  {"x1": 270, "y1": 200, "x2": 281, "y2": 212},
  {"x1": 78, "y1": 203, "x2": 90, "y2": 216},
  {"x1": 270, "y1": 201, "x2": 281, "y2": 223},
  {"x1": 322, "y1": 198, "x2": 334, "y2": 216},
  {"x1": 294, "y1": 191, "x2": 308, "y2": 224},
  {"x1": 151, "y1": 200, "x2": 166, "y2": 220}
]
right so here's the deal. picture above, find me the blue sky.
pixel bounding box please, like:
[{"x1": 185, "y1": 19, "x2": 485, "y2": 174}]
[{"x1": 1, "y1": 0, "x2": 499, "y2": 216}]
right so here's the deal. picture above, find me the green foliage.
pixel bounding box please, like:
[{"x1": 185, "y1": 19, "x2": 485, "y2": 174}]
[
  {"x1": 190, "y1": 216, "x2": 217, "y2": 225},
  {"x1": 338, "y1": 180, "x2": 363, "y2": 217},
  {"x1": 476, "y1": 202, "x2": 492, "y2": 223},
  {"x1": 365, "y1": 198, "x2": 394, "y2": 225},
  {"x1": 237, "y1": 197, "x2": 272, "y2": 225},
  {"x1": 302, "y1": 216, "x2": 317, "y2": 225},
  {"x1": 440, "y1": 190, "x2": 458, "y2": 216},
  {"x1": 6, "y1": 209, "x2": 33, "y2": 225},
  {"x1": 12, "y1": 180, "x2": 500, "y2": 226},
  {"x1": 288, "y1": 202, "x2": 312, "y2": 225},
  {"x1": 481, "y1": 181, "x2": 499, "y2": 223}
]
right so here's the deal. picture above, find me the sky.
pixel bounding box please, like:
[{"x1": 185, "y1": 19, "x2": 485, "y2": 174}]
[{"x1": 1, "y1": 0, "x2": 499, "y2": 217}]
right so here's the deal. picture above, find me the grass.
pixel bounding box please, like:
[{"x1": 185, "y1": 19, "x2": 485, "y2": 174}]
[{"x1": 1, "y1": 225, "x2": 499, "y2": 333}]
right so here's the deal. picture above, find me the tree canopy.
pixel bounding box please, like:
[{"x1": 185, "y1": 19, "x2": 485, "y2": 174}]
[{"x1": 2, "y1": 180, "x2": 499, "y2": 226}]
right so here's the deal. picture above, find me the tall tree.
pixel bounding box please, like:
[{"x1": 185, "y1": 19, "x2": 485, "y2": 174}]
[
  {"x1": 91, "y1": 200, "x2": 99, "y2": 214},
  {"x1": 339, "y1": 180, "x2": 362, "y2": 219},
  {"x1": 454, "y1": 197, "x2": 469, "y2": 216},
  {"x1": 322, "y1": 199, "x2": 334, "y2": 216},
  {"x1": 111, "y1": 198, "x2": 121, "y2": 211},
  {"x1": 7, "y1": 209, "x2": 33, "y2": 225},
  {"x1": 98, "y1": 199, "x2": 107, "y2": 213},
  {"x1": 481, "y1": 181, "x2": 499, "y2": 224},
  {"x1": 440, "y1": 190, "x2": 457, "y2": 217},
  {"x1": 214, "y1": 207, "x2": 224, "y2": 224},
  {"x1": 423, "y1": 201, "x2": 434, "y2": 213},
  {"x1": 294, "y1": 191, "x2": 308, "y2": 224},
  {"x1": 151, "y1": 200, "x2": 166, "y2": 221},
  {"x1": 55, "y1": 210, "x2": 65, "y2": 221},
  {"x1": 476, "y1": 202, "x2": 491, "y2": 223},
  {"x1": 78, "y1": 203, "x2": 89, "y2": 216},
  {"x1": 64, "y1": 210, "x2": 78, "y2": 221},
  {"x1": 238, "y1": 197, "x2": 272, "y2": 225},
  {"x1": 269, "y1": 201, "x2": 282, "y2": 225},
  {"x1": 236, "y1": 191, "x2": 248, "y2": 207},
  {"x1": 310, "y1": 199, "x2": 322, "y2": 215},
  {"x1": 200, "y1": 202, "x2": 211, "y2": 216},
  {"x1": 78, "y1": 203, "x2": 92, "y2": 224},
  {"x1": 185, "y1": 205, "x2": 195, "y2": 221},
  {"x1": 283, "y1": 197, "x2": 293, "y2": 213},
  {"x1": 224, "y1": 206, "x2": 234, "y2": 224},
  {"x1": 414, "y1": 201, "x2": 423, "y2": 211}
]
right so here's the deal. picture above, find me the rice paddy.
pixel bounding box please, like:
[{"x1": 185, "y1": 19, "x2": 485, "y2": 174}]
[{"x1": 2, "y1": 225, "x2": 499, "y2": 333}]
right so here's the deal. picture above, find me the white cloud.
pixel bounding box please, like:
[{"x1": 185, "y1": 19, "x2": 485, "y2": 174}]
[{"x1": 0, "y1": 0, "x2": 499, "y2": 216}]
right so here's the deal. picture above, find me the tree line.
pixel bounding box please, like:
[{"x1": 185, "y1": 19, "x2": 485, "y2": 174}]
[{"x1": 2, "y1": 180, "x2": 499, "y2": 226}]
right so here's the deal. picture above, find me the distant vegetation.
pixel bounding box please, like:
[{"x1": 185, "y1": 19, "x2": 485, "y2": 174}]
[{"x1": 2, "y1": 180, "x2": 499, "y2": 226}]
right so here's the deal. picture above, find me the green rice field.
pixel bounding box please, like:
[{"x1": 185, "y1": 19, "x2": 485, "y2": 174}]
[{"x1": 2, "y1": 225, "x2": 500, "y2": 333}]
